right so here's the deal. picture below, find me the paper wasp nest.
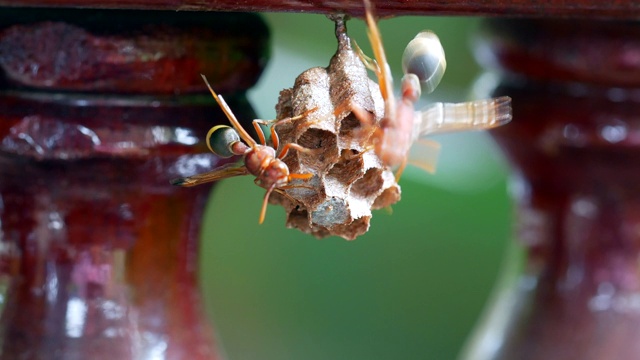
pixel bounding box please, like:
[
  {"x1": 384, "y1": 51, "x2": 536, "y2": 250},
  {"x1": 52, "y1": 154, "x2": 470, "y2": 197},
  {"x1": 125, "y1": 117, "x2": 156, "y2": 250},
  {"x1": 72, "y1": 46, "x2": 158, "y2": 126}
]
[{"x1": 269, "y1": 17, "x2": 401, "y2": 240}]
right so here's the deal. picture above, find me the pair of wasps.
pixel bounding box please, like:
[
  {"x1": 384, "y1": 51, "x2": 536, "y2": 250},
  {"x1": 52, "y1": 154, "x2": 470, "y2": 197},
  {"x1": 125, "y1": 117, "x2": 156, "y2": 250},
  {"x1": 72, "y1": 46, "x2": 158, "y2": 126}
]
[{"x1": 171, "y1": 0, "x2": 512, "y2": 225}]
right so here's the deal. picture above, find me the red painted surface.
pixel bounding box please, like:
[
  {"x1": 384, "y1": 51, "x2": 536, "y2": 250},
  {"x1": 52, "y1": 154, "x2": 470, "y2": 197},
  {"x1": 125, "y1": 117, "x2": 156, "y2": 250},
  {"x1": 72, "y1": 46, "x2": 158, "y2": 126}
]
[
  {"x1": 0, "y1": 0, "x2": 639, "y2": 18},
  {"x1": 0, "y1": 9, "x2": 268, "y2": 94},
  {"x1": 467, "y1": 18, "x2": 640, "y2": 359},
  {"x1": 0, "y1": 9, "x2": 267, "y2": 359}
]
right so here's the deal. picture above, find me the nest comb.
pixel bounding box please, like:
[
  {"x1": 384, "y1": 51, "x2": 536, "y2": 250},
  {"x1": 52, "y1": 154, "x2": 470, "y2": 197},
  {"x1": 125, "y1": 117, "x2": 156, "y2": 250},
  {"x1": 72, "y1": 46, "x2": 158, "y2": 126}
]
[{"x1": 269, "y1": 15, "x2": 401, "y2": 240}]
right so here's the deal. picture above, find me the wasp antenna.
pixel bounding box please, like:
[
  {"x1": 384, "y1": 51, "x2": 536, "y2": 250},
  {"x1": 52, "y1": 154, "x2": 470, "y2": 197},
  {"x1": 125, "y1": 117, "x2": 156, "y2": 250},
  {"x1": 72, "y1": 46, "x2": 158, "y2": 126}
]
[
  {"x1": 200, "y1": 74, "x2": 256, "y2": 147},
  {"x1": 362, "y1": 0, "x2": 394, "y2": 105},
  {"x1": 170, "y1": 177, "x2": 193, "y2": 186}
]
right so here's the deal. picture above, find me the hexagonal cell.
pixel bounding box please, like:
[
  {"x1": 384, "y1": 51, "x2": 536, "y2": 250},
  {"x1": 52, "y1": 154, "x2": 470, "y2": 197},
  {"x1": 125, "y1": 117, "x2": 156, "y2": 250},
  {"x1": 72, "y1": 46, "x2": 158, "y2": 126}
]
[
  {"x1": 373, "y1": 186, "x2": 402, "y2": 210},
  {"x1": 295, "y1": 128, "x2": 339, "y2": 171},
  {"x1": 336, "y1": 113, "x2": 376, "y2": 151},
  {"x1": 310, "y1": 196, "x2": 352, "y2": 227},
  {"x1": 284, "y1": 174, "x2": 325, "y2": 210},
  {"x1": 297, "y1": 128, "x2": 333, "y2": 150},
  {"x1": 339, "y1": 113, "x2": 363, "y2": 135},
  {"x1": 327, "y1": 150, "x2": 365, "y2": 186},
  {"x1": 351, "y1": 168, "x2": 384, "y2": 199},
  {"x1": 328, "y1": 217, "x2": 371, "y2": 241}
]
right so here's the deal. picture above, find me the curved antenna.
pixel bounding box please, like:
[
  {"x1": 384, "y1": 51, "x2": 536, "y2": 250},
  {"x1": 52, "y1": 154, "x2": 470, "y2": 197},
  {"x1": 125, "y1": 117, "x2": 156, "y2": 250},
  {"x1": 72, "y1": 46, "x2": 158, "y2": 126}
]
[
  {"x1": 200, "y1": 74, "x2": 256, "y2": 147},
  {"x1": 363, "y1": 0, "x2": 396, "y2": 114}
]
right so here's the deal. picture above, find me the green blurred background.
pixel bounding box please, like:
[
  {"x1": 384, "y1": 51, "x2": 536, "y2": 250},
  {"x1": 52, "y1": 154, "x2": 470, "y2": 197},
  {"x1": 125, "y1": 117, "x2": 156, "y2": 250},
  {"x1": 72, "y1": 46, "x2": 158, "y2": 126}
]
[{"x1": 199, "y1": 13, "x2": 513, "y2": 360}]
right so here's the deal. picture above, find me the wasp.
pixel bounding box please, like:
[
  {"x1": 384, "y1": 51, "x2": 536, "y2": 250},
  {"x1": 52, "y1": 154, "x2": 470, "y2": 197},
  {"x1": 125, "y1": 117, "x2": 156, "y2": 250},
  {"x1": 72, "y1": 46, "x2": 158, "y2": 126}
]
[
  {"x1": 353, "y1": 0, "x2": 512, "y2": 180},
  {"x1": 171, "y1": 74, "x2": 314, "y2": 224}
]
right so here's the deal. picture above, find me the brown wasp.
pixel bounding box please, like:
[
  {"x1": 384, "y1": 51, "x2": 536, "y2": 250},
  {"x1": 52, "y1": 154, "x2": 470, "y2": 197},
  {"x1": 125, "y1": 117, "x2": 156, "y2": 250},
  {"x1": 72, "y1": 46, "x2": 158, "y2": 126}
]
[
  {"x1": 353, "y1": 0, "x2": 512, "y2": 180},
  {"x1": 171, "y1": 75, "x2": 314, "y2": 224}
]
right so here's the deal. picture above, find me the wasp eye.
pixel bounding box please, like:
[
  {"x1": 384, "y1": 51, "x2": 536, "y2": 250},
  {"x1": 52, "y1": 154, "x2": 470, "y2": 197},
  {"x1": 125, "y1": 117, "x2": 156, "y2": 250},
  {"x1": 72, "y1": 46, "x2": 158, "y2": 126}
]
[
  {"x1": 206, "y1": 125, "x2": 241, "y2": 157},
  {"x1": 401, "y1": 31, "x2": 447, "y2": 94}
]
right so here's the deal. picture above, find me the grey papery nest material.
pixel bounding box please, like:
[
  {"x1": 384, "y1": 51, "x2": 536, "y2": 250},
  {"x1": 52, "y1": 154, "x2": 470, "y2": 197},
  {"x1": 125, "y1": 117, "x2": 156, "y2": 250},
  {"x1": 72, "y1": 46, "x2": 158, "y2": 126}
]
[{"x1": 269, "y1": 16, "x2": 401, "y2": 240}]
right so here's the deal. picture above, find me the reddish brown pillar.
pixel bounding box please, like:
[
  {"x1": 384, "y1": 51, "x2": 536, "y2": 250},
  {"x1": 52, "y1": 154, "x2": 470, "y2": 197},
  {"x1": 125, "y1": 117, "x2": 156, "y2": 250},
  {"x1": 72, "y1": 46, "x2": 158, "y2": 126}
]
[
  {"x1": 0, "y1": 9, "x2": 268, "y2": 359},
  {"x1": 464, "y1": 19, "x2": 640, "y2": 359}
]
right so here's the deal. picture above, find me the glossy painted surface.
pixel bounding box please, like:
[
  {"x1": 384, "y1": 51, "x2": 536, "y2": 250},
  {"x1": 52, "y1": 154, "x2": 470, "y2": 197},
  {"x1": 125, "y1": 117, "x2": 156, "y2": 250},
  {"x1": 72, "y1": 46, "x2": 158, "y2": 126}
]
[
  {"x1": 0, "y1": 9, "x2": 268, "y2": 94},
  {"x1": 0, "y1": 92, "x2": 230, "y2": 360},
  {"x1": 0, "y1": 0, "x2": 638, "y2": 18},
  {"x1": 0, "y1": 9, "x2": 267, "y2": 359},
  {"x1": 464, "y1": 18, "x2": 640, "y2": 360}
]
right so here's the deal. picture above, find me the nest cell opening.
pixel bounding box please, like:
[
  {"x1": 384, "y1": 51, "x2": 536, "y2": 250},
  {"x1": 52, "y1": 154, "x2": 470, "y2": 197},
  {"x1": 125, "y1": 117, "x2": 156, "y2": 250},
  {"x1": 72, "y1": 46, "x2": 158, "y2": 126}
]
[
  {"x1": 372, "y1": 185, "x2": 401, "y2": 210},
  {"x1": 350, "y1": 168, "x2": 384, "y2": 198},
  {"x1": 326, "y1": 150, "x2": 364, "y2": 185}
]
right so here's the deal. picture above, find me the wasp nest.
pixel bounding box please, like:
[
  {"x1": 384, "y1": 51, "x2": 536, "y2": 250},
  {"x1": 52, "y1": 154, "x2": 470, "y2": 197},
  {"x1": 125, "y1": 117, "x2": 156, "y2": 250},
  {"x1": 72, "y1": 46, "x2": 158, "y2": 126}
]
[{"x1": 269, "y1": 16, "x2": 401, "y2": 240}]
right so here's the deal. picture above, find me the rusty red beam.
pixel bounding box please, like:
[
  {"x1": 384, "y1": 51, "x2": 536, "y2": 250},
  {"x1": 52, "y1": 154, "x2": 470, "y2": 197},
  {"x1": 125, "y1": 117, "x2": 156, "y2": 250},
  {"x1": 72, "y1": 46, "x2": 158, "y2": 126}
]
[{"x1": 0, "y1": 0, "x2": 638, "y2": 19}]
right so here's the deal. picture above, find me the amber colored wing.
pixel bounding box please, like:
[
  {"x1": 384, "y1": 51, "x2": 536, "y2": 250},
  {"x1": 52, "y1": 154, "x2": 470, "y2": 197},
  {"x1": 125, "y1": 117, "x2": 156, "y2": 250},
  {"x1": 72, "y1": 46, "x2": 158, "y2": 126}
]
[
  {"x1": 407, "y1": 138, "x2": 441, "y2": 174},
  {"x1": 170, "y1": 162, "x2": 250, "y2": 187}
]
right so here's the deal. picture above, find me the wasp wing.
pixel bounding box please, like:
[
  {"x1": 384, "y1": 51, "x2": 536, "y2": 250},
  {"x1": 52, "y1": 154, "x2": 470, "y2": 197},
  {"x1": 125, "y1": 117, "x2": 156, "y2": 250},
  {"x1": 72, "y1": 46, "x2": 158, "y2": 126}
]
[
  {"x1": 406, "y1": 96, "x2": 510, "y2": 175},
  {"x1": 170, "y1": 162, "x2": 250, "y2": 187},
  {"x1": 415, "y1": 96, "x2": 512, "y2": 138},
  {"x1": 407, "y1": 138, "x2": 441, "y2": 174}
]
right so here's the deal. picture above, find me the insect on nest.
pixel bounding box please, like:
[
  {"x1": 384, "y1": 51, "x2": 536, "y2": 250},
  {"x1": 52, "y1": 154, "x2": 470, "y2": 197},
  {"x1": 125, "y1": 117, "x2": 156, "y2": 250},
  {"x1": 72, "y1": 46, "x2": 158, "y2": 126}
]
[
  {"x1": 171, "y1": 0, "x2": 512, "y2": 241},
  {"x1": 170, "y1": 75, "x2": 318, "y2": 225},
  {"x1": 350, "y1": 0, "x2": 512, "y2": 181}
]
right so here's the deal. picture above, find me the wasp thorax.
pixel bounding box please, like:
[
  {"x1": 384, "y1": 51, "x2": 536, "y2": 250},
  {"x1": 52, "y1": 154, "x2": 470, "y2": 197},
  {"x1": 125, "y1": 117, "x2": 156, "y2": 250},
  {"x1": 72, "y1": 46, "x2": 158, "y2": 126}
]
[
  {"x1": 257, "y1": 159, "x2": 289, "y2": 188},
  {"x1": 244, "y1": 146, "x2": 277, "y2": 176},
  {"x1": 401, "y1": 73, "x2": 421, "y2": 103}
]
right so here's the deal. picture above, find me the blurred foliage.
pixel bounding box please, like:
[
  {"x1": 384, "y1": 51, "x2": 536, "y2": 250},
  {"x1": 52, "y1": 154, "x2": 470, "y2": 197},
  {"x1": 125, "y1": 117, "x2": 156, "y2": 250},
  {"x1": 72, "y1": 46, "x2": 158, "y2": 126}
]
[{"x1": 199, "y1": 12, "x2": 512, "y2": 360}]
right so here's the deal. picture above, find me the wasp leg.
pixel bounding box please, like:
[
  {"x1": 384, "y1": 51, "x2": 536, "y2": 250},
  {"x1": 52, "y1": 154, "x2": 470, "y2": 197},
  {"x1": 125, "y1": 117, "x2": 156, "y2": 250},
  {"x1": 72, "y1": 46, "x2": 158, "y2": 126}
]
[
  {"x1": 288, "y1": 172, "x2": 314, "y2": 181},
  {"x1": 258, "y1": 183, "x2": 279, "y2": 224},
  {"x1": 256, "y1": 172, "x2": 314, "y2": 224},
  {"x1": 352, "y1": 39, "x2": 379, "y2": 73},
  {"x1": 250, "y1": 119, "x2": 271, "y2": 146},
  {"x1": 277, "y1": 142, "x2": 322, "y2": 160},
  {"x1": 253, "y1": 107, "x2": 318, "y2": 150},
  {"x1": 271, "y1": 107, "x2": 318, "y2": 126}
]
